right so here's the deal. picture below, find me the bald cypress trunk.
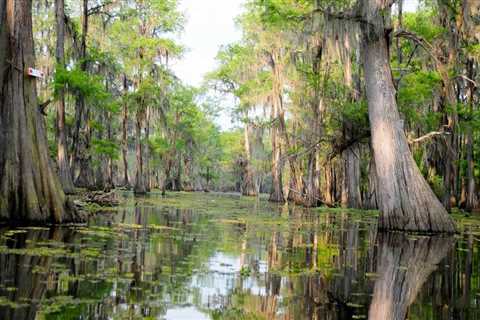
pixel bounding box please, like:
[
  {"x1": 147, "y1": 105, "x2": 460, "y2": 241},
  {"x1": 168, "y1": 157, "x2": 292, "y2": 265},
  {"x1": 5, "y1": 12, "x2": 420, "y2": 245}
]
[
  {"x1": 55, "y1": 0, "x2": 75, "y2": 194},
  {"x1": 121, "y1": 75, "x2": 130, "y2": 188},
  {"x1": 134, "y1": 108, "x2": 147, "y2": 195},
  {"x1": 145, "y1": 106, "x2": 152, "y2": 192},
  {"x1": 72, "y1": 0, "x2": 94, "y2": 189},
  {"x1": 270, "y1": 51, "x2": 303, "y2": 204},
  {"x1": 269, "y1": 108, "x2": 284, "y2": 202},
  {"x1": 0, "y1": 0, "x2": 80, "y2": 223},
  {"x1": 323, "y1": 161, "x2": 336, "y2": 206},
  {"x1": 242, "y1": 122, "x2": 257, "y2": 196},
  {"x1": 361, "y1": 0, "x2": 455, "y2": 233},
  {"x1": 464, "y1": 58, "x2": 476, "y2": 211},
  {"x1": 341, "y1": 35, "x2": 362, "y2": 209}
]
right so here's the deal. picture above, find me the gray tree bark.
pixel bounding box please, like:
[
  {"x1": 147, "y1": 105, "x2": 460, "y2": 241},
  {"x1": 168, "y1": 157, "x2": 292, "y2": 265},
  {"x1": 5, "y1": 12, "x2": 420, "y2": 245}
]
[
  {"x1": 341, "y1": 28, "x2": 363, "y2": 209},
  {"x1": 242, "y1": 122, "x2": 257, "y2": 196},
  {"x1": 269, "y1": 59, "x2": 284, "y2": 202},
  {"x1": 121, "y1": 75, "x2": 130, "y2": 188},
  {"x1": 0, "y1": 0, "x2": 80, "y2": 223},
  {"x1": 72, "y1": 0, "x2": 94, "y2": 189},
  {"x1": 361, "y1": 0, "x2": 455, "y2": 232},
  {"x1": 55, "y1": 0, "x2": 75, "y2": 194},
  {"x1": 134, "y1": 108, "x2": 147, "y2": 195}
]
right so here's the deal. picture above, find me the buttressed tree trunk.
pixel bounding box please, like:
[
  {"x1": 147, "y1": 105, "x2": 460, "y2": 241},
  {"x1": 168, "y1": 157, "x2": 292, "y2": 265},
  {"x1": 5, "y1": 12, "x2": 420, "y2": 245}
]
[
  {"x1": 361, "y1": 0, "x2": 455, "y2": 232},
  {"x1": 55, "y1": 0, "x2": 75, "y2": 194},
  {"x1": 0, "y1": 0, "x2": 79, "y2": 223}
]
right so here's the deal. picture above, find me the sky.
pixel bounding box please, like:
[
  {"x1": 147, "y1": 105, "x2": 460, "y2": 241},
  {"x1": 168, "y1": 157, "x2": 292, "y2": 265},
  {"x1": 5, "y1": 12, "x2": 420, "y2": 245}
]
[
  {"x1": 171, "y1": 0, "x2": 244, "y2": 87},
  {"x1": 172, "y1": 0, "x2": 419, "y2": 130}
]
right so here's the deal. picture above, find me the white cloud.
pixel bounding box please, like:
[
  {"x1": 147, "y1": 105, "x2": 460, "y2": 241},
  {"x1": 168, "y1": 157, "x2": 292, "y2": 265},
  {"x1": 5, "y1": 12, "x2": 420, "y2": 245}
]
[{"x1": 171, "y1": 0, "x2": 243, "y2": 87}]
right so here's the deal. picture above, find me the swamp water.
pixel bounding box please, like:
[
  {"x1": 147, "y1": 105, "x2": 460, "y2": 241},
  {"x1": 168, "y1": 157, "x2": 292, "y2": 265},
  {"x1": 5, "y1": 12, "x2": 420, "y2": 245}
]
[{"x1": 0, "y1": 192, "x2": 478, "y2": 320}]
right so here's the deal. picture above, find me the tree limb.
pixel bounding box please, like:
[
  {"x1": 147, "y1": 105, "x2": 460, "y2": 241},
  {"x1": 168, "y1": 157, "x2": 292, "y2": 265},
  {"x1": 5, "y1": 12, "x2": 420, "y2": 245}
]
[
  {"x1": 87, "y1": 1, "x2": 113, "y2": 16},
  {"x1": 393, "y1": 30, "x2": 442, "y2": 66},
  {"x1": 456, "y1": 74, "x2": 478, "y2": 88},
  {"x1": 327, "y1": 130, "x2": 371, "y2": 161},
  {"x1": 64, "y1": 14, "x2": 81, "y2": 59},
  {"x1": 408, "y1": 131, "x2": 451, "y2": 144},
  {"x1": 38, "y1": 99, "x2": 53, "y2": 116}
]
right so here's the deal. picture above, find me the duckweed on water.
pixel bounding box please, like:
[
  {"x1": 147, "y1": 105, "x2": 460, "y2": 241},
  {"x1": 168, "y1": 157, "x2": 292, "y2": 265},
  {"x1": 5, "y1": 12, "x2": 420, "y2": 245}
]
[{"x1": 0, "y1": 192, "x2": 480, "y2": 319}]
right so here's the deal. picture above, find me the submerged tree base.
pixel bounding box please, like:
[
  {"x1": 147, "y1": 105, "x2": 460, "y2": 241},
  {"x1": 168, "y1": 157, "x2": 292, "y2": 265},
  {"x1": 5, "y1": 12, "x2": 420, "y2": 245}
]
[{"x1": 0, "y1": 198, "x2": 86, "y2": 226}]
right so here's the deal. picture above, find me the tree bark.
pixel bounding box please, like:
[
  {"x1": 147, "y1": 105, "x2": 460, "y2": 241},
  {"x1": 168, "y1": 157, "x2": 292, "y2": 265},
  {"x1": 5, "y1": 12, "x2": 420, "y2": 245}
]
[
  {"x1": 269, "y1": 100, "x2": 284, "y2": 202},
  {"x1": 323, "y1": 160, "x2": 337, "y2": 206},
  {"x1": 361, "y1": 0, "x2": 455, "y2": 232},
  {"x1": 341, "y1": 34, "x2": 363, "y2": 209},
  {"x1": 303, "y1": 38, "x2": 323, "y2": 208},
  {"x1": 365, "y1": 153, "x2": 379, "y2": 210},
  {"x1": 341, "y1": 144, "x2": 362, "y2": 209},
  {"x1": 174, "y1": 154, "x2": 182, "y2": 191},
  {"x1": 0, "y1": 0, "x2": 80, "y2": 223},
  {"x1": 437, "y1": 3, "x2": 461, "y2": 211},
  {"x1": 268, "y1": 50, "x2": 302, "y2": 203},
  {"x1": 134, "y1": 108, "x2": 147, "y2": 195},
  {"x1": 304, "y1": 151, "x2": 319, "y2": 207},
  {"x1": 465, "y1": 59, "x2": 476, "y2": 211},
  {"x1": 121, "y1": 75, "x2": 130, "y2": 188},
  {"x1": 55, "y1": 0, "x2": 75, "y2": 194},
  {"x1": 144, "y1": 105, "x2": 151, "y2": 192},
  {"x1": 183, "y1": 141, "x2": 194, "y2": 192},
  {"x1": 72, "y1": 0, "x2": 94, "y2": 189},
  {"x1": 242, "y1": 122, "x2": 257, "y2": 196},
  {"x1": 105, "y1": 110, "x2": 114, "y2": 191},
  {"x1": 396, "y1": 0, "x2": 403, "y2": 64}
]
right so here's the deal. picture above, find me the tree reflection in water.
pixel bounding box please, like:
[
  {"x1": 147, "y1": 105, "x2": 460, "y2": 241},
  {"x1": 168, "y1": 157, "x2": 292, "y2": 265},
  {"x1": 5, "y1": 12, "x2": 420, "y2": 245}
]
[
  {"x1": 369, "y1": 233, "x2": 454, "y2": 320},
  {"x1": 0, "y1": 193, "x2": 475, "y2": 320},
  {"x1": 0, "y1": 228, "x2": 73, "y2": 320}
]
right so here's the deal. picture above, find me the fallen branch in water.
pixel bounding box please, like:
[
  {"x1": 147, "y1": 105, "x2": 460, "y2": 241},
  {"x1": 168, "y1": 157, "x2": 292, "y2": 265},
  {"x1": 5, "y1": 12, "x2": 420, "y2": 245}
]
[{"x1": 83, "y1": 191, "x2": 119, "y2": 206}]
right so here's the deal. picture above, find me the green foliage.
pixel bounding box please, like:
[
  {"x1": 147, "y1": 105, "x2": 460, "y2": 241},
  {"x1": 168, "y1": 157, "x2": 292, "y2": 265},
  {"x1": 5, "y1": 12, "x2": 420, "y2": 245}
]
[
  {"x1": 252, "y1": 0, "x2": 312, "y2": 27},
  {"x1": 398, "y1": 71, "x2": 442, "y2": 129},
  {"x1": 342, "y1": 100, "x2": 369, "y2": 129},
  {"x1": 403, "y1": 10, "x2": 445, "y2": 42},
  {"x1": 91, "y1": 139, "x2": 120, "y2": 160},
  {"x1": 54, "y1": 66, "x2": 111, "y2": 107},
  {"x1": 211, "y1": 308, "x2": 265, "y2": 320}
]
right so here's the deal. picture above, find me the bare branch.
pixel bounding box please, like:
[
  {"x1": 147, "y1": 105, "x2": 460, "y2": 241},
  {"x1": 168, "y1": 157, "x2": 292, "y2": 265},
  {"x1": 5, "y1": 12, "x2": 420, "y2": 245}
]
[
  {"x1": 456, "y1": 75, "x2": 478, "y2": 88},
  {"x1": 38, "y1": 99, "x2": 54, "y2": 116},
  {"x1": 87, "y1": 1, "x2": 113, "y2": 16},
  {"x1": 393, "y1": 30, "x2": 442, "y2": 66},
  {"x1": 327, "y1": 130, "x2": 371, "y2": 161},
  {"x1": 408, "y1": 131, "x2": 451, "y2": 144}
]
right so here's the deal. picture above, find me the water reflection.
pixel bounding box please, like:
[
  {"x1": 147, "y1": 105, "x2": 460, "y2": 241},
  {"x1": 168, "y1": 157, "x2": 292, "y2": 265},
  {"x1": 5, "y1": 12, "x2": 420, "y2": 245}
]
[
  {"x1": 369, "y1": 233, "x2": 454, "y2": 320},
  {"x1": 0, "y1": 228, "x2": 72, "y2": 320},
  {"x1": 0, "y1": 193, "x2": 474, "y2": 319}
]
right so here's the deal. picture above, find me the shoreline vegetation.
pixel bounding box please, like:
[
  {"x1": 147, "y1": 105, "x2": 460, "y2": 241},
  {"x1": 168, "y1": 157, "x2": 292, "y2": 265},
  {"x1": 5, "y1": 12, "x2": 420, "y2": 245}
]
[{"x1": 1, "y1": 1, "x2": 480, "y2": 234}]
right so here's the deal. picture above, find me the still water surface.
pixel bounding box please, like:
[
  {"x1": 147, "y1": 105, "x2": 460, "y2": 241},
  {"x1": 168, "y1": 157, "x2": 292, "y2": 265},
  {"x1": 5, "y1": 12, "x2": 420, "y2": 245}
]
[{"x1": 0, "y1": 192, "x2": 477, "y2": 319}]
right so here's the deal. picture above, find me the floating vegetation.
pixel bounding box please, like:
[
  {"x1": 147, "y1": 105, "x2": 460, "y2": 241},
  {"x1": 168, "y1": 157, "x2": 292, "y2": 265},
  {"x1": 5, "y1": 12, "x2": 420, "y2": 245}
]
[{"x1": 0, "y1": 192, "x2": 478, "y2": 319}]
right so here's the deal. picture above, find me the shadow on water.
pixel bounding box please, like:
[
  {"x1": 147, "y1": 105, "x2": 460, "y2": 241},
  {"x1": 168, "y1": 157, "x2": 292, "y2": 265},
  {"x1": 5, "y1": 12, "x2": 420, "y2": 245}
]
[{"x1": 0, "y1": 192, "x2": 474, "y2": 319}]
